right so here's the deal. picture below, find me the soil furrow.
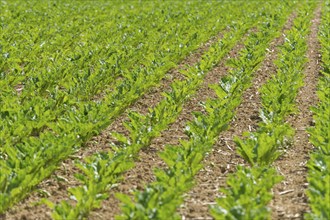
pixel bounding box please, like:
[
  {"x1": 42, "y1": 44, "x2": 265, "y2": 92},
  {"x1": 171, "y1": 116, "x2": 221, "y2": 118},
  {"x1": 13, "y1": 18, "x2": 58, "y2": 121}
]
[
  {"x1": 88, "y1": 30, "x2": 251, "y2": 220},
  {"x1": 178, "y1": 12, "x2": 297, "y2": 220},
  {"x1": 3, "y1": 31, "x2": 225, "y2": 220},
  {"x1": 270, "y1": 6, "x2": 322, "y2": 219}
]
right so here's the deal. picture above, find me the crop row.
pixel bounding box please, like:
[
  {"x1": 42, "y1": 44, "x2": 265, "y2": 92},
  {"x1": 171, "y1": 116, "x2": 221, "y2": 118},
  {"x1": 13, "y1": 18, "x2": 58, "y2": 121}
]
[
  {"x1": 305, "y1": 1, "x2": 330, "y2": 219},
  {"x1": 1, "y1": 0, "x2": 225, "y2": 99},
  {"x1": 115, "y1": 2, "x2": 296, "y2": 219},
  {"x1": 43, "y1": 2, "x2": 268, "y2": 219},
  {"x1": 0, "y1": 1, "x2": 252, "y2": 213},
  {"x1": 211, "y1": 2, "x2": 317, "y2": 219},
  {"x1": 0, "y1": 0, "x2": 230, "y2": 148}
]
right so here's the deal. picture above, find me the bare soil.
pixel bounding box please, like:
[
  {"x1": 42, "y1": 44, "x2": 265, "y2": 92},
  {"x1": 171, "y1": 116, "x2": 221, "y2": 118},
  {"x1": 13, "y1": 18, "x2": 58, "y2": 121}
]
[{"x1": 270, "y1": 6, "x2": 322, "y2": 219}]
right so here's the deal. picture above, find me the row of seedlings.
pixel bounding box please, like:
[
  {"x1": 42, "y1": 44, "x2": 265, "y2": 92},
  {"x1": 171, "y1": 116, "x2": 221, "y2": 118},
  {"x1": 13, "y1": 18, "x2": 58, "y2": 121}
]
[
  {"x1": 305, "y1": 1, "x2": 330, "y2": 219},
  {"x1": 115, "y1": 2, "x2": 296, "y2": 219},
  {"x1": 0, "y1": 1, "x2": 243, "y2": 212},
  {"x1": 45, "y1": 4, "x2": 266, "y2": 218},
  {"x1": 211, "y1": 2, "x2": 318, "y2": 219}
]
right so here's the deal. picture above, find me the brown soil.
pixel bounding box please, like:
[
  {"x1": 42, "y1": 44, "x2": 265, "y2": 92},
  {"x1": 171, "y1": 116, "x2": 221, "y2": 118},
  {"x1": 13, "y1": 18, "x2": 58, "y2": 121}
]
[
  {"x1": 270, "y1": 6, "x2": 322, "y2": 219},
  {"x1": 178, "y1": 11, "x2": 297, "y2": 220}
]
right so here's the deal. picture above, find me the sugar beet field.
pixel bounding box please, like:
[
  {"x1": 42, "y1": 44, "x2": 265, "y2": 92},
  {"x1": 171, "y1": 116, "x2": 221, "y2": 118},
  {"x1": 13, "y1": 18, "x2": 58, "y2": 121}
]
[{"x1": 0, "y1": 0, "x2": 329, "y2": 219}]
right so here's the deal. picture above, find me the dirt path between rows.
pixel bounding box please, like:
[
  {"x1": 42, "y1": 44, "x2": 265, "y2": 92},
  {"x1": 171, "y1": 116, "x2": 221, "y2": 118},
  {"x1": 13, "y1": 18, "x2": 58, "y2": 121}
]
[
  {"x1": 178, "y1": 11, "x2": 297, "y2": 220},
  {"x1": 3, "y1": 29, "x2": 226, "y2": 220},
  {"x1": 270, "y1": 6, "x2": 322, "y2": 219}
]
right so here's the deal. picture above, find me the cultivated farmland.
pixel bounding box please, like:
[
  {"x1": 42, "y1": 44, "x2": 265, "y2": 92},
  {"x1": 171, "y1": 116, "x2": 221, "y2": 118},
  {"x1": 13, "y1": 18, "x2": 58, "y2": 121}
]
[{"x1": 0, "y1": 0, "x2": 329, "y2": 219}]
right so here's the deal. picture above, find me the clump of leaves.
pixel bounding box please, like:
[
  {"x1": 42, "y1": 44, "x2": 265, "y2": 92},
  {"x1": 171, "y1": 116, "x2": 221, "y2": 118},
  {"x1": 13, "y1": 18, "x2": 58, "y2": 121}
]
[{"x1": 211, "y1": 166, "x2": 283, "y2": 220}]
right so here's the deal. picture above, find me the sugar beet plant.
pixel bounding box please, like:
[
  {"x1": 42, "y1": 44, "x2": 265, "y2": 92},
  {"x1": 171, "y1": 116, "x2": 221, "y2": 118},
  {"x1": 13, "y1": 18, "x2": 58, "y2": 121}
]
[
  {"x1": 305, "y1": 1, "x2": 330, "y2": 219},
  {"x1": 116, "y1": 2, "x2": 295, "y2": 219},
  {"x1": 0, "y1": 0, "x2": 252, "y2": 213},
  {"x1": 46, "y1": 4, "x2": 264, "y2": 218},
  {"x1": 211, "y1": 2, "x2": 318, "y2": 219}
]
